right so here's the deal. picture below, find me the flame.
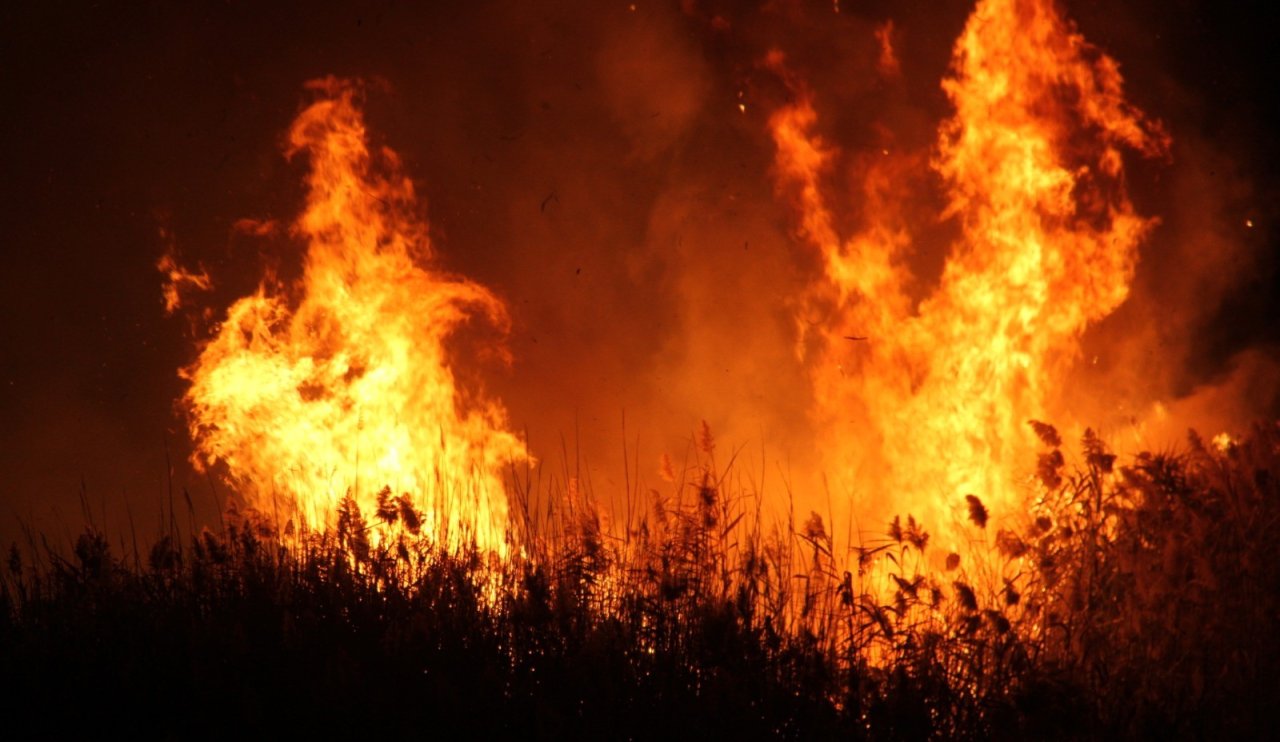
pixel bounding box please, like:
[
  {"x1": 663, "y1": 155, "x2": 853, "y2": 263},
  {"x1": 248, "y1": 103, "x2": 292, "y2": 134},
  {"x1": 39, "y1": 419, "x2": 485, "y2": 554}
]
[
  {"x1": 157, "y1": 240, "x2": 212, "y2": 315},
  {"x1": 770, "y1": 0, "x2": 1169, "y2": 548},
  {"x1": 184, "y1": 78, "x2": 525, "y2": 554}
]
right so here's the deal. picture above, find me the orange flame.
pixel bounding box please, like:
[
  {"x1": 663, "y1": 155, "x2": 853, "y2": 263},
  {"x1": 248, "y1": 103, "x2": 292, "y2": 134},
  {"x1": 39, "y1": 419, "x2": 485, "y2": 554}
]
[
  {"x1": 184, "y1": 78, "x2": 525, "y2": 553},
  {"x1": 770, "y1": 0, "x2": 1169, "y2": 548},
  {"x1": 157, "y1": 239, "x2": 212, "y2": 315}
]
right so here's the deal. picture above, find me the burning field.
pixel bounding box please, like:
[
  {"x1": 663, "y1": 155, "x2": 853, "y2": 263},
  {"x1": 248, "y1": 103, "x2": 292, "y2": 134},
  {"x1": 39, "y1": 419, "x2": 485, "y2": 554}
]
[{"x1": 3, "y1": 0, "x2": 1279, "y2": 737}]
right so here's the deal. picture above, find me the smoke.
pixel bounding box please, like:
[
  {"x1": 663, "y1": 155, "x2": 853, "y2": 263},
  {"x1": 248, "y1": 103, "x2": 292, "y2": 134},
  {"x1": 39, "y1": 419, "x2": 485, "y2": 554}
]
[
  {"x1": 1062, "y1": 5, "x2": 1280, "y2": 444},
  {"x1": 0, "y1": 0, "x2": 1275, "y2": 544}
]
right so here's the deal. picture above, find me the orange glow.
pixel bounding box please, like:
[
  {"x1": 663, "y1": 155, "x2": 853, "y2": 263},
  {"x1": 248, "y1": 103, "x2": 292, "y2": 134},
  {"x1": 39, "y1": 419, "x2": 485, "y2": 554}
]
[
  {"x1": 184, "y1": 78, "x2": 525, "y2": 554},
  {"x1": 874, "y1": 20, "x2": 901, "y2": 79},
  {"x1": 770, "y1": 0, "x2": 1169, "y2": 551}
]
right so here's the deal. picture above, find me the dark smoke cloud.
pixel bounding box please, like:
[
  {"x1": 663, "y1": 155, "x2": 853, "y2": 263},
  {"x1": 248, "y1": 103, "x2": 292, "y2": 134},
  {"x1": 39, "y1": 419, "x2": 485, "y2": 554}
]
[{"x1": 1, "y1": 0, "x2": 1275, "y2": 544}]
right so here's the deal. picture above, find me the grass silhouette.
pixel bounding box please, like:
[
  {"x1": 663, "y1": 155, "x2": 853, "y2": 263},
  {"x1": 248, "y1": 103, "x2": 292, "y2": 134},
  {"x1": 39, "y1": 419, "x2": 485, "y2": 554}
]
[{"x1": 3, "y1": 421, "x2": 1278, "y2": 738}]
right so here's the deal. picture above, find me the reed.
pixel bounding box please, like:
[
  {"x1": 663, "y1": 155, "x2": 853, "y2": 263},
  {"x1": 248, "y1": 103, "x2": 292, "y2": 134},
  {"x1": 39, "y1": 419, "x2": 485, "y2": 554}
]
[{"x1": 3, "y1": 421, "x2": 1277, "y2": 737}]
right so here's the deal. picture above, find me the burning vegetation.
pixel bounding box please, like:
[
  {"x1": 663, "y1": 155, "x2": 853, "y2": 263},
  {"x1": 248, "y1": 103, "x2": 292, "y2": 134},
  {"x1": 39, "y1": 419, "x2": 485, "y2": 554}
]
[
  {"x1": 183, "y1": 78, "x2": 525, "y2": 556},
  {"x1": 3, "y1": 0, "x2": 1278, "y2": 737},
  {"x1": 771, "y1": 0, "x2": 1170, "y2": 558}
]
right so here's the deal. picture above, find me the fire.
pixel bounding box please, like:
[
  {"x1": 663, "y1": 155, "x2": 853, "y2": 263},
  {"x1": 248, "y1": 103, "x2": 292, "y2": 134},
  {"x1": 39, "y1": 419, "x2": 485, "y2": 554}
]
[
  {"x1": 184, "y1": 78, "x2": 525, "y2": 554},
  {"x1": 157, "y1": 243, "x2": 211, "y2": 315},
  {"x1": 770, "y1": 0, "x2": 1169, "y2": 549},
  {"x1": 176, "y1": 1, "x2": 1202, "y2": 576}
]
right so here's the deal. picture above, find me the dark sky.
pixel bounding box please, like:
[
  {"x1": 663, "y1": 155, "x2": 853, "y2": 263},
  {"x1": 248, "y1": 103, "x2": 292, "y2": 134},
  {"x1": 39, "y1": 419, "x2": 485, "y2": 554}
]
[{"x1": 2, "y1": 0, "x2": 1276, "y2": 545}]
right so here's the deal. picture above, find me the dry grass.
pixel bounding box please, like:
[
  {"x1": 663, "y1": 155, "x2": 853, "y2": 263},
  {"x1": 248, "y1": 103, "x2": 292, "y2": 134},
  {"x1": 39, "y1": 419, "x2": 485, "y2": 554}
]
[{"x1": 2, "y1": 421, "x2": 1278, "y2": 738}]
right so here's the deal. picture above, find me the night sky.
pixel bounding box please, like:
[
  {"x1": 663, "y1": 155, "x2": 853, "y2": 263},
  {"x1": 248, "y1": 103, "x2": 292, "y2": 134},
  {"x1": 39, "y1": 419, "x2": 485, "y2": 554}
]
[{"x1": 2, "y1": 1, "x2": 1276, "y2": 546}]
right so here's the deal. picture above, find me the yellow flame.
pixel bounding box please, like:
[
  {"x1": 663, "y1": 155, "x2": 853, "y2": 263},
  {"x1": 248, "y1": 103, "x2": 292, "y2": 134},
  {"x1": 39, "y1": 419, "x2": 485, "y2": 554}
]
[
  {"x1": 770, "y1": 0, "x2": 1169, "y2": 549},
  {"x1": 184, "y1": 78, "x2": 525, "y2": 554}
]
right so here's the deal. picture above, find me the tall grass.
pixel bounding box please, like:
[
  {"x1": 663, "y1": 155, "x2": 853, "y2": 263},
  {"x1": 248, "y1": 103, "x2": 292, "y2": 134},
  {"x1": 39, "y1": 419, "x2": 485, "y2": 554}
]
[{"x1": 2, "y1": 421, "x2": 1278, "y2": 737}]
